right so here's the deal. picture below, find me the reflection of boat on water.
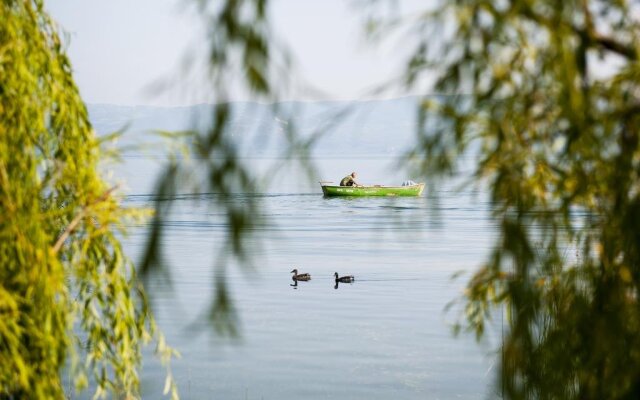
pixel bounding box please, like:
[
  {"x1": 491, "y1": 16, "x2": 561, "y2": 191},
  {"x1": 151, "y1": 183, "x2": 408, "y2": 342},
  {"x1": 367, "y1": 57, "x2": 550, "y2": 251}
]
[{"x1": 319, "y1": 182, "x2": 425, "y2": 197}]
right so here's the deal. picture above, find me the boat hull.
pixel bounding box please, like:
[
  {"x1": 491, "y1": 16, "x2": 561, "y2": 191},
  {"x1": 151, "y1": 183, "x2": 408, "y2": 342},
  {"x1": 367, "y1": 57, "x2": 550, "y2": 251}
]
[{"x1": 320, "y1": 183, "x2": 425, "y2": 197}]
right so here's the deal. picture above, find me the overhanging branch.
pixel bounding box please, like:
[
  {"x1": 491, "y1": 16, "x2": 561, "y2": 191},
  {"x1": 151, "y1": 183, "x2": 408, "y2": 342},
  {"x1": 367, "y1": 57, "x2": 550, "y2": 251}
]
[{"x1": 52, "y1": 186, "x2": 118, "y2": 254}]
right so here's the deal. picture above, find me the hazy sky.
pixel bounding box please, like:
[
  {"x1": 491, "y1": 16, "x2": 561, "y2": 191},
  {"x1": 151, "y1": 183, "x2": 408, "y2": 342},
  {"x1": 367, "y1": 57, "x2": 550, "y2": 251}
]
[{"x1": 48, "y1": 0, "x2": 426, "y2": 106}]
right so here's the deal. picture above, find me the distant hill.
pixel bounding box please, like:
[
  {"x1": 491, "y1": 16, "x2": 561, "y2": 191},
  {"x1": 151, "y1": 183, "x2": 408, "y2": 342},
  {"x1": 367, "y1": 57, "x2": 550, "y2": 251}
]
[{"x1": 87, "y1": 96, "x2": 431, "y2": 158}]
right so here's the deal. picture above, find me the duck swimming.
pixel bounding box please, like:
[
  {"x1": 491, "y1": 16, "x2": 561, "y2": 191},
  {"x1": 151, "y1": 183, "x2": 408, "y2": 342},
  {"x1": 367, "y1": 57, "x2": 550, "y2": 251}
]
[
  {"x1": 334, "y1": 272, "x2": 354, "y2": 283},
  {"x1": 291, "y1": 268, "x2": 311, "y2": 281}
]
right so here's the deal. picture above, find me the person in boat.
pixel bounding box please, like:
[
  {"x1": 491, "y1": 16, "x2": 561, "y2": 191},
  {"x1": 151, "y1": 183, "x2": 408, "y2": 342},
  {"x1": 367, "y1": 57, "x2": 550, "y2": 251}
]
[{"x1": 340, "y1": 172, "x2": 360, "y2": 187}]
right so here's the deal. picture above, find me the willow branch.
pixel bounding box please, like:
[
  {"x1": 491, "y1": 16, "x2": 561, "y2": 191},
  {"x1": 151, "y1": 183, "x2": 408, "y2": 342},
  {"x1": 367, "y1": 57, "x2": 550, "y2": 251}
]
[
  {"x1": 52, "y1": 186, "x2": 118, "y2": 254},
  {"x1": 591, "y1": 33, "x2": 637, "y2": 60},
  {"x1": 519, "y1": 4, "x2": 637, "y2": 61}
]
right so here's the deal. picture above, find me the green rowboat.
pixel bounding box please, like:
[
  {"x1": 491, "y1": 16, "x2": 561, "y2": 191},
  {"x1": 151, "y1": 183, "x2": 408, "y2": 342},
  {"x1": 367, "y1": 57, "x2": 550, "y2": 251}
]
[{"x1": 320, "y1": 182, "x2": 425, "y2": 197}]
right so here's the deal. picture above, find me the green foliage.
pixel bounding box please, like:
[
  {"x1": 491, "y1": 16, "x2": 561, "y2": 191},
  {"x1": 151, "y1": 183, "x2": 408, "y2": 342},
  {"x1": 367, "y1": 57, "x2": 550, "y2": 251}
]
[
  {"x1": 0, "y1": 1, "x2": 175, "y2": 398},
  {"x1": 402, "y1": 0, "x2": 640, "y2": 398},
  {"x1": 6, "y1": 0, "x2": 639, "y2": 398},
  {"x1": 140, "y1": 0, "x2": 321, "y2": 337}
]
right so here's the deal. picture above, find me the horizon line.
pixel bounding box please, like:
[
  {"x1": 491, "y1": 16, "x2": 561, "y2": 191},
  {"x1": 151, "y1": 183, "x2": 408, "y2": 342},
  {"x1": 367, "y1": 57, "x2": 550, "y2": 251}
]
[{"x1": 86, "y1": 93, "x2": 471, "y2": 108}]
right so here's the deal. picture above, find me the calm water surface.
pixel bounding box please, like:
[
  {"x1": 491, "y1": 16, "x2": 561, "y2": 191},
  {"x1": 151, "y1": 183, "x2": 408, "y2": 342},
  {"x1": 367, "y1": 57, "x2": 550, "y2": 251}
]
[
  {"x1": 81, "y1": 101, "x2": 586, "y2": 399},
  {"x1": 118, "y1": 176, "x2": 502, "y2": 399}
]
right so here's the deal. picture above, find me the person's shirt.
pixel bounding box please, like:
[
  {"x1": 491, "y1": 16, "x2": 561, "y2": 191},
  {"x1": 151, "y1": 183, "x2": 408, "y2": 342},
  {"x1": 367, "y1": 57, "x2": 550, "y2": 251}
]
[{"x1": 340, "y1": 175, "x2": 356, "y2": 186}]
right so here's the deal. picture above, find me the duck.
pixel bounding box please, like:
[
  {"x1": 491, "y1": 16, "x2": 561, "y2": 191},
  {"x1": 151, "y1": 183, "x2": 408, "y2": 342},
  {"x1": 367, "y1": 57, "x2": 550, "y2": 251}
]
[
  {"x1": 291, "y1": 268, "x2": 311, "y2": 281},
  {"x1": 334, "y1": 272, "x2": 354, "y2": 283}
]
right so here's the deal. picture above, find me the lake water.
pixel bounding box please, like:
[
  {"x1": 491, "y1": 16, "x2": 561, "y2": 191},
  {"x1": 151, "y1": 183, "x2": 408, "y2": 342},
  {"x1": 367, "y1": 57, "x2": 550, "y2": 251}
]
[{"x1": 113, "y1": 157, "x2": 502, "y2": 399}]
